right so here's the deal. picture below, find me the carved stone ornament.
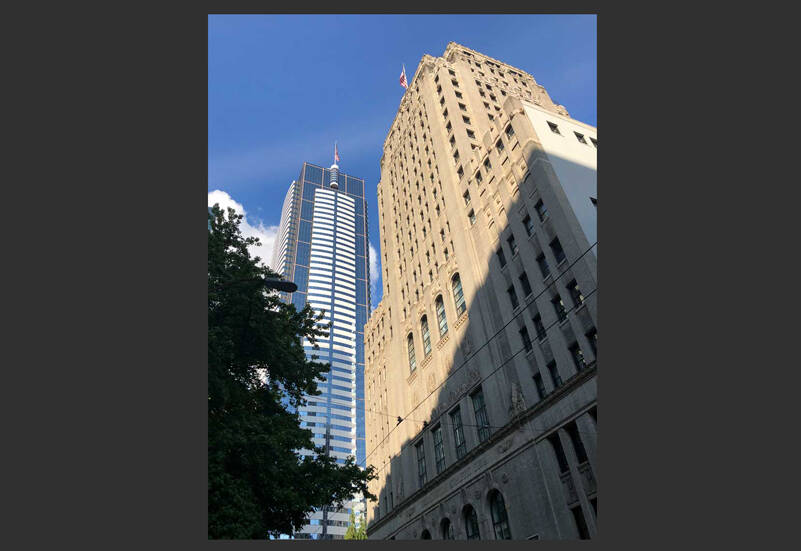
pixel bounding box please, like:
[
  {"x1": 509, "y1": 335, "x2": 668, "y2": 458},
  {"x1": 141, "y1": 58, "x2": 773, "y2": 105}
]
[
  {"x1": 473, "y1": 489, "x2": 481, "y2": 500},
  {"x1": 498, "y1": 437, "x2": 514, "y2": 454},
  {"x1": 509, "y1": 382, "x2": 526, "y2": 416},
  {"x1": 501, "y1": 473, "x2": 509, "y2": 484}
]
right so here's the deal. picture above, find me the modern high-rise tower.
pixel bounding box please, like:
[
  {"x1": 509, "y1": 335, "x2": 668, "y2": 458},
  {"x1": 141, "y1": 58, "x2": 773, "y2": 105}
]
[
  {"x1": 272, "y1": 161, "x2": 370, "y2": 539},
  {"x1": 364, "y1": 43, "x2": 597, "y2": 540}
]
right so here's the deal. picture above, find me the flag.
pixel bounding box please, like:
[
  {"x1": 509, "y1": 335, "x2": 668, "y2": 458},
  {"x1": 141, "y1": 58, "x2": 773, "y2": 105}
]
[
  {"x1": 334, "y1": 142, "x2": 340, "y2": 163},
  {"x1": 399, "y1": 65, "x2": 408, "y2": 89}
]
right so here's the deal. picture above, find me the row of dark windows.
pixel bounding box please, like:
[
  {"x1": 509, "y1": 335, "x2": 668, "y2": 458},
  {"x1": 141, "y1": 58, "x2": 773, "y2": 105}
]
[
  {"x1": 410, "y1": 490, "x2": 511, "y2": 540},
  {"x1": 407, "y1": 273, "x2": 466, "y2": 372}
]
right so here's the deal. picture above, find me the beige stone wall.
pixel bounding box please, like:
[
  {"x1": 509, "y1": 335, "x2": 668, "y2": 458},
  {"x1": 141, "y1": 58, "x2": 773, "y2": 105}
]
[{"x1": 364, "y1": 42, "x2": 597, "y2": 539}]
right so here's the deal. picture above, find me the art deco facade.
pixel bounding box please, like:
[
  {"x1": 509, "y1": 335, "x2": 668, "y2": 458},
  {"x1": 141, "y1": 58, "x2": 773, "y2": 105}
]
[
  {"x1": 273, "y1": 162, "x2": 369, "y2": 539},
  {"x1": 364, "y1": 43, "x2": 598, "y2": 540}
]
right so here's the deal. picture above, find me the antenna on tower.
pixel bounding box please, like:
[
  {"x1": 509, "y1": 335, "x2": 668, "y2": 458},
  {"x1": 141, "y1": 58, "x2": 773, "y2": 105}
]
[{"x1": 330, "y1": 141, "x2": 340, "y2": 190}]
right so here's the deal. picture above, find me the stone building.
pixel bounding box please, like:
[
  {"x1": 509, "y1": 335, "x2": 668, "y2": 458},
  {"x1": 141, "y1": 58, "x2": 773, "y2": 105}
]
[{"x1": 363, "y1": 43, "x2": 598, "y2": 540}]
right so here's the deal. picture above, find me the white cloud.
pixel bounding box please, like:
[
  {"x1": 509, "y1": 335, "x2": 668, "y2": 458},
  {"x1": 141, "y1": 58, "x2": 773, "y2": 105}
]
[
  {"x1": 208, "y1": 190, "x2": 279, "y2": 269},
  {"x1": 369, "y1": 243, "x2": 380, "y2": 310}
]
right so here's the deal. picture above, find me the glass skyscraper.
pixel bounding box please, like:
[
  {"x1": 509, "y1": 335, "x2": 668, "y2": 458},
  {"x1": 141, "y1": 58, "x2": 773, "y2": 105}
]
[{"x1": 272, "y1": 161, "x2": 369, "y2": 539}]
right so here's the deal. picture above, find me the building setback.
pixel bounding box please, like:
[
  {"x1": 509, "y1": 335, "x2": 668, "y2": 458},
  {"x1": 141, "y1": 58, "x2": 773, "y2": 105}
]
[
  {"x1": 273, "y1": 161, "x2": 370, "y2": 539},
  {"x1": 364, "y1": 42, "x2": 597, "y2": 540}
]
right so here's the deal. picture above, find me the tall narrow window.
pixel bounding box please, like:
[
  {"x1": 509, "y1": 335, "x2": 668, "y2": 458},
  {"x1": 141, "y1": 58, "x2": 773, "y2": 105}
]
[
  {"x1": 407, "y1": 333, "x2": 417, "y2": 372},
  {"x1": 547, "y1": 433, "x2": 569, "y2": 473},
  {"x1": 468, "y1": 209, "x2": 476, "y2": 225},
  {"x1": 586, "y1": 327, "x2": 597, "y2": 356},
  {"x1": 505, "y1": 124, "x2": 515, "y2": 138},
  {"x1": 565, "y1": 421, "x2": 589, "y2": 464},
  {"x1": 572, "y1": 506, "x2": 590, "y2": 539},
  {"x1": 523, "y1": 214, "x2": 534, "y2": 236},
  {"x1": 519, "y1": 271, "x2": 532, "y2": 296},
  {"x1": 496, "y1": 247, "x2": 507, "y2": 268},
  {"x1": 471, "y1": 388, "x2": 491, "y2": 442},
  {"x1": 442, "y1": 519, "x2": 454, "y2": 539},
  {"x1": 450, "y1": 407, "x2": 466, "y2": 459},
  {"x1": 567, "y1": 279, "x2": 584, "y2": 306},
  {"x1": 490, "y1": 491, "x2": 512, "y2": 539},
  {"x1": 463, "y1": 190, "x2": 471, "y2": 205},
  {"x1": 452, "y1": 274, "x2": 466, "y2": 316},
  {"x1": 552, "y1": 295, "x2": 567, "y2": 322},
  {"x1": 535, "y1": 199, "x2": 548, "y2": 222},
  {"x1": 465, "y1": 506, "x2": 481, "y2": 539},
  {"x1": 416, "y1": 440, "x2": 427, "y2": 487},
  {"x1": 548, "y1": 361, "x2": 563, "y2": 388},
  {"x1": 536, "y1": 253, "x2": 551, "y2": 279},
  {"x1": 435, "y1": 295, "x2": 449, "y2": 337},
  {"x1": 520, "y1": 326, "x2": 533, "y2": 352},
  {"x1": 432, "y1": 425, "x2": 446, "y2": 473},
  {"x1": 506, "y1": 233, "x2": 519, "y2": 256},
  {"x1": 533, "y1": 372, "x2": 547, "y2": 399},
  {"x1": 421, "y1": 315, "x2": 432, "y2": 357},
  {"x1": 507, "y1": 285, "x2": 519, "y2": 310},
  {"x1": 550, "y1": 237, "x2": 566, "y2": 264},
  {"x1": 548, "y1": 121, "x2": 561, "y2": 135},
  {"x1": 569, "y1": 342, "x2": 586, "y2": 371},
  {"x1": 574, "y1": 131, "x2": 587, "y2": 144}
]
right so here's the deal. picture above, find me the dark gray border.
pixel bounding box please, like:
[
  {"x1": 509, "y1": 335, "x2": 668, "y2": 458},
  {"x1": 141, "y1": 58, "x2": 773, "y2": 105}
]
[{"x1": 12, "y1": 6, "x2": 770, "y2": 550}]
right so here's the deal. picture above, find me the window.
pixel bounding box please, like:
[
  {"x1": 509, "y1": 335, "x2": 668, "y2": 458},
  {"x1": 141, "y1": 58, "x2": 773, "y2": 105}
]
[
  {"x1": 565, "y1": 421, "x2": 589, "y2": 463},
  {"x1": 462, "y1": 115, "x2": 471, "y2": 124},
  {"x1": 441, "y1": 519, "x2": 454, "y2": 539},
  {"x1": 533, "y1": 314, "x2": 547, "y2": 341},
  {"x1": 443, "y1": 108, "x2": 449, "y2": 119},
  {"x1": 448, "y1": 69, "x2": 455, "y2": 76},
  {"x1": 449, "y1": 134, "x2": 456, "y2": 146},
  {"x1": 519, "y1": 271, "x2": 532, "y2": 296},
  {"x1": 536, "y1": 254, "x2": 551, "y2": 279},
  {"x1": 446, "y1": 121, "x2": 452, "y2": 132},
  {"x1": 590, "y1": 137, "x2": 597, "y2": 148},
  {"x1": 432, "y1": 425, "x2": 446, "y2": 473},
  {"x1": 457, "y1": 165, "x2": 464, "y2": 178},
  {"x1": 569, "y1": 342, "x2": 586, "y2": 371},
  {"x1": 465, "y1": 506, "x2": 481, "y2": 539},
  {"x1": 520, "y1": 326, "x2": 533, "y2": 352},
  {"x1": 547, "y1": 432, "x2": 569, "y2": 473},
  {"x1": 522, "y1": 214, "x2": 535, "y2": 236},
  {"x1": 548, "y1": 121, "x2": 561, "y2": 135},
  {"x1": 552, "y1": 295, "x2": 567, "y2": 322},
  {"x1": 586, "y1": 327, "x2": 597, "y2": 356},
  {"x1": 414, "y1": 440, "x2": 427, "y2": 488},
  {"x1": 567, "y1": 280, "x2": 584, "y2": 306},
  {"x1": 451, "y1": 79, "x2": 459, "y2": 87},
  {"x1": 505, "y1": 124, "x2": 515, "y2": 138},
  {"x1": 421, "y1": 315, "x2": 432, "y2": 357},
  {"x1": 471, "y1": 388, "x2": 490, "y2": 442},
  {"x1": 574, "y1": 131, "x2": 587, "y2": 144},
  {"x1": 507, "y1": 285, "x2": 519, "y2": 309},
  {"x1": 421, "y1": 529, "x2": 431, "y2": 539},
  {"x1": 452, "y1": 274, "x2": 466, "y2": 316},
  {"x1": 533, "y1": 372, "x2": 547, "y2": 399},
  {"x1": 496, "y1": 247, "x2": 507, "y2": 268},
  {"x1": 535, "y1": 199, "x2": 548, "y2": 221},
  {"x1": 463, "y1": 190, "x2": 471, "y2": 205},
  {"x1": 466, "y1": 128, "x2": 475, "y2": 139},
  {"x1": 490, "y1": 491, "x2": 512, "y2": 539},
  {"x1": 506, "y1": 233, "x2": 518, "y2": 256},
  {"x1": 455, "y1": 90, "x2": 463, "y2": 98},
  {"x1": 451, "y1": 407, "x2": 466, "y2": 459},
  {"x1": 407, "y1": 333, "x2": 417, "y2": 372},
  {"x1": 435, "y1": 295, "x2": 448, "y2": 337},
  {"x1": 572, "y1": 506, "x2": 591, "y2": 539},
  {"x1": 458, "y1": 102, "x2": 467, "y2": 111},
  {"x1": 475, "y1": 171, "x2": 483, "y2": 184},
  {"x1": 547, "y1": 361, "x2": 563, "y2": 388},
  {"x1": 468, "y1": 209, "x2": 476, "y2": 225},
  {"x1": 483, "y1": 158, "x2": 492, "y2": 170},
  {"x1": 550, "y1": 237, "x2": 566, "y2": 264}
]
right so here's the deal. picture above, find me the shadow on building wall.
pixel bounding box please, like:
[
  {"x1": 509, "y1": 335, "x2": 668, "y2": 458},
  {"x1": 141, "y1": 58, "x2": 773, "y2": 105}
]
[{"x1": 364, "y1": 144, "x2": 598, "y2": 540}]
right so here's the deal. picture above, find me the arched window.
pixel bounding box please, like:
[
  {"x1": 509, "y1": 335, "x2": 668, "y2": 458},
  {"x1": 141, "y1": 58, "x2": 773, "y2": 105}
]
[
  {"x1": 464, "y1": 505, "x2": 480, "y2": 540},
  {"x1": 489, "y1": 490, "x2": 512, "y2": 539},
  {"x1": 421, "y1": 315, "x2": 432, "y2": 356},
  {"x1": 452, "y1": 273, "x2": 466, "y2": 316},
  {"x1": 441, "y1": 518, "x2": 454, "y2": 539},
  {"x1": 421, "y1": 529, "x2": 431, "y2": 539},
  {"x1": 407, "y1": 333, "x2": 417, "y2": 372},
  {"x1": 435, "y1": 295, "x2": 448, "y2": 337}
]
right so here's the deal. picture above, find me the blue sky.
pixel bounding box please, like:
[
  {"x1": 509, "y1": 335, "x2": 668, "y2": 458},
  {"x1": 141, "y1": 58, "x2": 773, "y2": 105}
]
[{"x1": 208, "y1": 14, "x2": 596, "y2": 309}]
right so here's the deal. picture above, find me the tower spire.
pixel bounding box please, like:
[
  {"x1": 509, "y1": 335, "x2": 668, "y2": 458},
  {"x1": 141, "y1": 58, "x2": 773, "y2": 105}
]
[{"x1": 330, "y1": 141, "x2": 339, "y2": 190}]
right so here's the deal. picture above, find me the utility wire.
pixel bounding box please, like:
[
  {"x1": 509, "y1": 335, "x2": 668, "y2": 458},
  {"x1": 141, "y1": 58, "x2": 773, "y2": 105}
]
[
  {"x1": 358, "y1": 240, "x2": 597, "y2": 469},
  {"x1": 363, "y1": 287, "x2": 598, "y2": 476}
]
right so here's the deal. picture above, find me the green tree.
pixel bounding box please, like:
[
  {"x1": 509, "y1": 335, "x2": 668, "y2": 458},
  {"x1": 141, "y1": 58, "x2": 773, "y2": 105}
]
[
  {"x1": 208, "y1": 205, "x2": 375, "y2": 539},
  {"x1": 344, "y1": 511, "x2": 368, "y2": 540}
]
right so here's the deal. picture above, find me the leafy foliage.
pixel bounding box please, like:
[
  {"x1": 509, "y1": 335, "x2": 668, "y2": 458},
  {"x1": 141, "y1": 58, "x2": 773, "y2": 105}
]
[
  {"x1": 208, "y1": 205, "x2": 375, "y2": 539},
  {"x1": 344, "y1": 511, "x2": 368, "y2": 540}
]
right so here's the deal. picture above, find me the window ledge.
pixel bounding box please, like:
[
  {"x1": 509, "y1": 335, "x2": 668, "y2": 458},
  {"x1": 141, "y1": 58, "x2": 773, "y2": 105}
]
[
  {"x1": 436, "y1": 333, "x2": 451, "y2": 350},
  {"x1": 556, "y1": 258, "x2": 568, "y2": 271},
  {"x1": 558, "y1": 317, "x2": 570, "y2": 327}
]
